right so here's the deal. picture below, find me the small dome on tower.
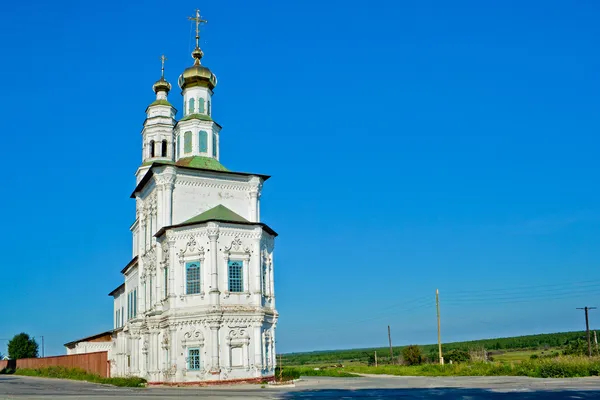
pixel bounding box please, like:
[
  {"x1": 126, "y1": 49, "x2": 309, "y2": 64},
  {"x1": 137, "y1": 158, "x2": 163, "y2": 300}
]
[
  {"x1": 152, "y1": 77, "x2": 172, "y2": 94},
  {"x1": 178, "y1": 48, "x2": 217, "y2": 91}
]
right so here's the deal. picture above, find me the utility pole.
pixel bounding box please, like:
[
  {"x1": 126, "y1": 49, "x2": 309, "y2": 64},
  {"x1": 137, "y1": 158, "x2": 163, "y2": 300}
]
[
  {"x1": 436, "y1": 289, "x2": 444, "y2": 365},
  {"x1": 576, "y1": 307, "x2": 596, "y2": 357},
  {"x1": 387, "y1": 325, "x2": 394, "y2": 364},
  {"x1": 595, "y1": 331, "x2": 599, "y2": 353},
  {"x1": 41, "y1": 336, "x2": 44, "y2": 358},
  {"x1": 374, "y1": 351, "x2": 378, "y2": 367},
  {"x1": 279, "y1": 353, "x2": 283, "y2": 382}
]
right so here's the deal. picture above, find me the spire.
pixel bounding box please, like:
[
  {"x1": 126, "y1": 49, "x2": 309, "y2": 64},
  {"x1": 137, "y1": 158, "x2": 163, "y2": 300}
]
[
  {"x1": 160, "y1": 54, "x2": 167, "y2": 79},
  {"x1": 152, "y1": 54, "x2": 171, "y2": 97},
  {"x1": 188, "y1": 9, "x2": 207, "y2": 65}
]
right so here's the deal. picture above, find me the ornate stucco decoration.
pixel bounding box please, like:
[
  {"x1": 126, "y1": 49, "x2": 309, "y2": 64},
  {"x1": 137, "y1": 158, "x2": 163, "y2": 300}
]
[
  {"x1": 160, "y1": 241, "x2": 170, "y2": 268},
  {"x1": 206, "y1": 222, "x2": 219, "y2": 239},
  {"x1": 224, "y1": 235, "x2": 251, "y2": 254},
  {"x1": 177, "y1": 236, "x2": 205, "y2": 300}
]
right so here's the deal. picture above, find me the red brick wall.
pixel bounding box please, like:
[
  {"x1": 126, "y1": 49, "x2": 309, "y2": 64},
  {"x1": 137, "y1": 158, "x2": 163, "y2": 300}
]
[{"x1": 1, "y1": 352, "x2": 109, "y2": 377}]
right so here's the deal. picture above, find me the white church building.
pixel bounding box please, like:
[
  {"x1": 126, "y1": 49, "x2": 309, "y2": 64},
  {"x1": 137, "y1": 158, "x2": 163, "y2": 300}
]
[{"x1": 65, "y1": 11, "x2": 278, "y2": 384}]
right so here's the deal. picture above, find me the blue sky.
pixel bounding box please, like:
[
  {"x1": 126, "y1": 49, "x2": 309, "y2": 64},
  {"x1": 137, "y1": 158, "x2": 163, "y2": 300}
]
[{"x1": 1, "y1": 0, "x2": 599, "y2": 356}]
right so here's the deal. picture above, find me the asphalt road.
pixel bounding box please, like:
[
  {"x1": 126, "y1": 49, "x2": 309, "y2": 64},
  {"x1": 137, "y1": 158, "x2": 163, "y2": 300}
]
[{"x1": 2, "y1": 374, "x2": 600, "y2": 399}]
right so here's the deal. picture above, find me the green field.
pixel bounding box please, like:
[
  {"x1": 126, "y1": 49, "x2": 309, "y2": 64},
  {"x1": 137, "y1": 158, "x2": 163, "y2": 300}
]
[{"x1": 281, "y1": 330, "x2": 592, "y2": 366}]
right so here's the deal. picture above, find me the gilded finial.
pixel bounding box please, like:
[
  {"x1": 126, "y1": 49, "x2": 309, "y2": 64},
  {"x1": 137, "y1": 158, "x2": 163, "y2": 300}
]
[
  {"x1": 160, "y1": 55, "x2": 167, "y2": 79},
  {"x1": 188, "y1": 9, "x2": 207, "y2": 64}
]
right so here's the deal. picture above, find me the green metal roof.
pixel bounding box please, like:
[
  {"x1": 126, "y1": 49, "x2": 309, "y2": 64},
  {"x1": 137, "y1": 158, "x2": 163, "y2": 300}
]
[
  {"x1": 149, "y1": 99, "x2": 173, "y2": 107},
  {"x1": 143, "y1": 156, "x2": 229, "y2": 171},
  {"x1": 180, "y1": 113, "x2": 213, "y2": 122},
  {"x1": 183, "y1": 205, "x2": 249, "y2": 224},
  {"x1": 153, "y1": 204, "x2": 278, "y2": 237},
  {"x1": 175, "y1": 156, "x2": 229, "y2": 171}
]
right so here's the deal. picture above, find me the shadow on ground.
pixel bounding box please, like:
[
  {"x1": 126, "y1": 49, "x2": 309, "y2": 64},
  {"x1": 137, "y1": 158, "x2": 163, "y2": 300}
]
[{"x1": 279, "y1": 388, "x2": 600, "y2": 399}]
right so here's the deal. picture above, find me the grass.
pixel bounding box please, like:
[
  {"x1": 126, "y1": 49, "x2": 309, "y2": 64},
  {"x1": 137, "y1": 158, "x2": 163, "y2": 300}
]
[
  {"x1": 14, "y1": 366, "x2": 146, "y2": 387},
  {"x1": 492, "y1": 350, "x2": 541, "y2": 362},
  {"x1": 277, "y1": 366, "x2": 359, "y2": 379},
  {"x1": 336, "y1": 356, "x2": 600, "y2": 378}
]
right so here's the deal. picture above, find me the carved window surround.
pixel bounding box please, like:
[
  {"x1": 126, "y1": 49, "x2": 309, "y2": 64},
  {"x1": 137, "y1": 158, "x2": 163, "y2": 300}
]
[
  {"x1": 182, "y1": 329, "x2": 206, "y2": 374},
  {"x1": 222, "y1": 238, "x2": 251, "y2": 298},
  {"x1": 178, "y1": 236, "x2": 206, "y2": 300},
  {"x1": 226, "y1": 328, "x2": 250, "y2": 371}
]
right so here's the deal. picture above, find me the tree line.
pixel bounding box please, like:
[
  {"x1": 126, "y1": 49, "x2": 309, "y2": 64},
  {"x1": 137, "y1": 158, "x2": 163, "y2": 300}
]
[{"x1": 281, "y1": 330, "x2": 591, "y2": 365}]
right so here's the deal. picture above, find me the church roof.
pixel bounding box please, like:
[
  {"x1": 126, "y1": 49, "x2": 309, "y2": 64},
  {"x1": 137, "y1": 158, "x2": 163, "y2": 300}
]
[
  {"x1": 183, "y1": 204, "x2": 249, "y2": 224},
  {"x1": 120, "y1": 256, "x2": 138, "y2": 274},
  {"x1": 131, "y1": 158, "x2": 270, "y2": 198},
  {"x1": 108, "y1": 283, "x2": 125, "y2": 297},
  {"x1": 154, "y1": 205, "x2": 278, "y2": 237},
  {"x1": 179, "y1": 113, "x2": 214, "y2": 122},
  {"x1": 141, "y1": 156, "x2": 228, "y2": 171},
  {"x1": 148, "y1": 99, "x2": 173, "y2": 107},
  {"x1": 174, "y1": 156, "x2": 229, "y2": 171}
]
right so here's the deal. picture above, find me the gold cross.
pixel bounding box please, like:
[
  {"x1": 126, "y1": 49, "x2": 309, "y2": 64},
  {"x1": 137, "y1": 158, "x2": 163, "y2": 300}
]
[
  {"x1": 159, "y1": 55, "x2": 167, "y2": 78},
  {"x1": 188, "y1": 9, "x2": 207, "y2": 49}
]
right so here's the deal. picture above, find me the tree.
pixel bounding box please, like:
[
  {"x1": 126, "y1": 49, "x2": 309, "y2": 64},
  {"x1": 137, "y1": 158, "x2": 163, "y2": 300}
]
[
  {"x1": 402, "y1": 345, "x2": 423, "y2": 366},
  {"x1": 563, "y1": 338, "x2": 598, "y2": 356},
  {"x1": 7, "y1": 333, "x2": 38, "y2": 360},
  {"x1": 445, "y1": 349, "x2": 471, "y2": 363}
]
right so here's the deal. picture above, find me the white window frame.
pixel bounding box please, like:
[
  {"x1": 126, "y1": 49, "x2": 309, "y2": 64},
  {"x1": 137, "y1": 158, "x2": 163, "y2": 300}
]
[
  {"x1": 222, "y1": 252, "x2": 251, "y2": 298},
  {"x1": 182, "y1": 330, "x2": 205, "y2": 373},
  {"x1": 178, "y1": 238, "x2": 206, "y2": 300}
]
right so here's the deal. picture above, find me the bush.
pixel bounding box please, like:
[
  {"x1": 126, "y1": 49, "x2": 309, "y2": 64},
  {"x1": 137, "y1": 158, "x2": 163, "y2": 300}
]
[
  {"x1": 445, "y1": 350, "x2": 470, "y2": 363},
  {"x1": 402, "y1": 345, "x2": 423, "y2": 366},
  {"x1": 530, "y1": 354, "x2": 539, "y2": 360},
  {"x1": 563, "y1": 339, "x2": 598, "y2": 356}
]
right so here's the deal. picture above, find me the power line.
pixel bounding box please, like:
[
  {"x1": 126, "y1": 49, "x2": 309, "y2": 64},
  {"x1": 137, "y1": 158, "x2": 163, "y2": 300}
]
[
  {"x1": 444, "y1": 287, "x2": 600, "y2": 305},
  {"x1": 445, "y1": 284, "x2": 600, "y2": 301},
  {"x1": 447, "y1": 278, "x2": 600, "y2": 295}
]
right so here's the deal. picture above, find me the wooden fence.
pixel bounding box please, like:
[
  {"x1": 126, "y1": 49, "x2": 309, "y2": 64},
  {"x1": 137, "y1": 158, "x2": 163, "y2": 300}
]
[{"x1": 0, "y1": 351, "x2": 109, "y2": 377}]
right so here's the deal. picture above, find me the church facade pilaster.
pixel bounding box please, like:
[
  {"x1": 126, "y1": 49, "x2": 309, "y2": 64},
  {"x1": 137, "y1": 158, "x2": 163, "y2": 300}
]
[{"x1": 207, "y1": 223, "x2": 220, "y2": 306}]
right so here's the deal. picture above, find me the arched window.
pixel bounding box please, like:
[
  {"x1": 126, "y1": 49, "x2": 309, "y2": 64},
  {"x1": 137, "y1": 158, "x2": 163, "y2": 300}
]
[
  {"x1": 161, "y1": 140, "x2": 167, "y2": 157},
  {"x1": 176, "y1": 135, "x2": 180, "y2": 159},
  {"x1": 184, "y1": 131, "x2": 192, "y2": 154},
  {"x1": 212, "y1": 132, "x2": 217, "y2": 157},
  {"x1": 207, "y1": 100, "x2": 211, "y2": 116},
  {"x1": 199, "y1": 130, "x2": 208, "y2": 153},
  {"x1": 149, "y1": 140, "x2": 155, "y2": 158},
  {"x1": 198, "y1": 98, "x2": 205, "y2": 113},
  {"x1": 183, "y1": 100, "x2": 187, "y2": 115},
  {"x1": 188, "y1": 98, "x2": 195, "y2": 114}
]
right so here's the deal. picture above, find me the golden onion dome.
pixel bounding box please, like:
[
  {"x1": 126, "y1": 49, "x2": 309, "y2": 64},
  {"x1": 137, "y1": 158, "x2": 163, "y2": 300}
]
[
  {"x1": 152, "y1": 77, "x2": 172, "y2": 94},
  {"x1": 178, "y1": 47, "x2": 218, "y2": 91}
]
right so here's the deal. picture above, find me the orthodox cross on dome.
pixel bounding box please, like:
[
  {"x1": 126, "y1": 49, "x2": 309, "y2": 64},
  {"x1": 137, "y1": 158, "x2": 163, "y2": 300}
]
[
  {"x1": 188, "y1": 9, "x2": 207, "y2": 50},
  {"x1": 159, "y1": 54, "x2": 167, "y2": 78}
]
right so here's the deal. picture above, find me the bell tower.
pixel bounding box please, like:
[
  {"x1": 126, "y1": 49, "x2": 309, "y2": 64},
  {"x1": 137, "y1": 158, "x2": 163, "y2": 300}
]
[
  {"x1": 137, "y1": 56, "x2": 177, "y2": 183},
  {"x1": 174, "y1": 9, "x2": 221, "y2": 163}
]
